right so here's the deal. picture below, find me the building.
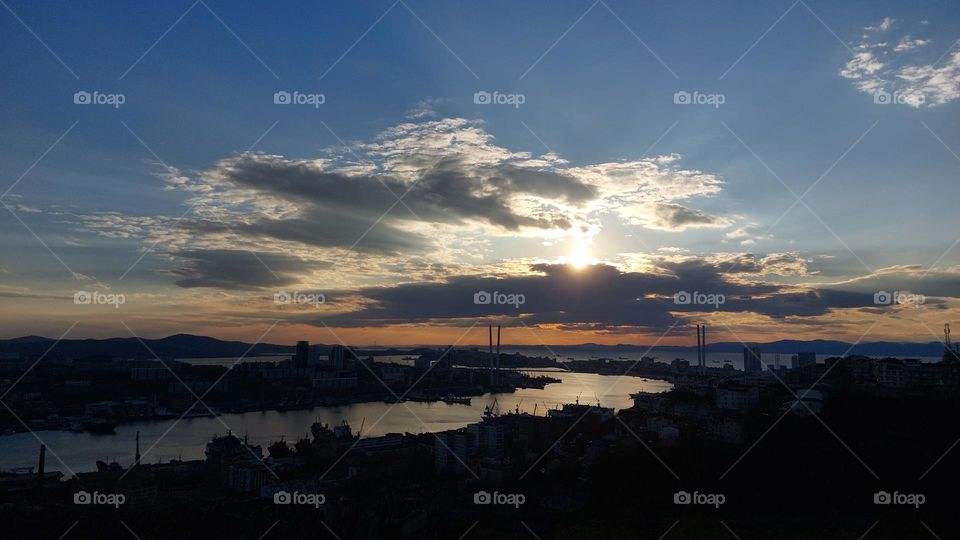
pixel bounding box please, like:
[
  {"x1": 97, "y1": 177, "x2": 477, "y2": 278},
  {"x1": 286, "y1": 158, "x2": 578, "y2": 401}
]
[
  {"x1": 792, "y1": 351, "x2": 816, "y2": 370},
  {"x1": 781, "y1": 388, "x2": 824, "y2": 416},
  {"x1": 434, "y1": 428, "x2": 477, "y2": 473},
  {"x1": 205, "y1": 432, "x2": 265, "y2": 492},
  {"x1": 715, "y1": 383, "x2": 760, "y2": 411},
  {"x1": 414, "y1": 355, "x2": 435, "y2": 371},
  {"x1": 329, "y1": 344, "x2": 357, "y2": 371},
  {"x1": 311, "y1": 375, "x2": 358, "y2": 389},
  {"x1": 380, "y1": 365, "x2": 406, "y2": 384},
  {"x1": 308, "y1": 346, "x2": 324, "y2": 367},
  {"x1": 130, "y1": 366, "x2": 172, "y2": 380},
  {"x1": 743, "y1": 346, "x2": 762, "y2": 373},
  {"x1": 468, "y1": 421, "x2": 506, "y2": 458},
  {"x1": 294, "y1": 341, "x2": 310, "y2": 368}
]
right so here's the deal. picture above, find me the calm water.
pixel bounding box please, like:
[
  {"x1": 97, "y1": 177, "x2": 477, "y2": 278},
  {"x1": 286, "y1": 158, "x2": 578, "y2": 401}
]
[
  {"x1": 0, "y1": 371, "x2": 671, "y2": 475},
  {"x1": 501, "y1": 348, "x2": 942, "y2": 371}
]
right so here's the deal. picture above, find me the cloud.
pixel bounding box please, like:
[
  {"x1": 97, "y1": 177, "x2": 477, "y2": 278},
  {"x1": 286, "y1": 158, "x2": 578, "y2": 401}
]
[
  {"x1": 78, "y1": 117, "x2": 736, "y2": 291},
  {"x1": 894, "y1": 36, "x2": 931, "y2": 52},
  {"x1": 896, "y1": 52, "x2": 960, "y2": 106},
  {"x1": 865, "y1": 17, "x2": 895, "y2": 34},
  {"x1": 303, "y1": 261, "x2": 880, "y2": 331},
  {"x1": 841, "y1": 19, "x2": 959, "y2": 107},
  {"x1": 821, "y1": 265, "x2": 960, "y2": 300},
  {"x1": 630, "y1": 202, "x2": 732, "y2": 232},
  {"x1": 405, "y1": 98, "x2": 447, "y2": 119},
  {"x1": 667, "y1": 252, "x2": 812, "y2": 277},
  {"x1": 168, "y1": 249, "x2": 328, "y2": 290}
]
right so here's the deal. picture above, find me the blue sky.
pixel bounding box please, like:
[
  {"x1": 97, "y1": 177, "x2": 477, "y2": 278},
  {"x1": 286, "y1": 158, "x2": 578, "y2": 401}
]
[{"x1": 1, "y1": 0, "x2": 959, "y2": 345}]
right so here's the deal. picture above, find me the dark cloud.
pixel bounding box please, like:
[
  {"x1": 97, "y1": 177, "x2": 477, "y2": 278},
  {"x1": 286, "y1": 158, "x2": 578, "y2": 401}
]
[
  {"x1": 306, "y1": 262, "x2": 880, "y2": 331},
  {"x1": 169, "y1": 249, "x2": 328, "y2": 290},
  {"x1": 486, "y1": 164, "x2": 597, "y2": 204},
  {"x1": 203, "y1": 153, "x2": 588, "y2": 251},
  {"x1": 179, "y1": 213, "x2": 428, "y2": 256},
  {"x1": 644, "y1": 202, "x2": 730, "y2": 231}
]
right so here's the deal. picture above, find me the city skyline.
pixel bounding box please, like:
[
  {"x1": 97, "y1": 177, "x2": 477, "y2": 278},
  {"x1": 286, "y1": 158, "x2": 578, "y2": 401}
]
[
  {"x1": 4, "y1": 3, "x2": 960, "y2": 538},
  {"x1": 2, "y1": 1, "x2": 960, "y2": 347}
]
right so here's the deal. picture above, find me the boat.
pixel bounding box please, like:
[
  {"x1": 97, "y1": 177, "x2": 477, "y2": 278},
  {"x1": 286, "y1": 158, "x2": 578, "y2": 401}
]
[
  {"x1": 310, "y1": 420, "x2": 358, "y2": 445},
  {"x1": 267, "y1": 437, "x2": 294, "y2": 458},
  {"x1": 440, "y1": 394, "x2": 471, "y2": 405}
]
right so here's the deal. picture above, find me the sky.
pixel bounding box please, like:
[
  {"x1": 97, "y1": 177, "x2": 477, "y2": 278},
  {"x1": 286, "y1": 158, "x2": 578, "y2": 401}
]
[{"x1": 1, "y1": 0, "x2": 959, "y2": 348}]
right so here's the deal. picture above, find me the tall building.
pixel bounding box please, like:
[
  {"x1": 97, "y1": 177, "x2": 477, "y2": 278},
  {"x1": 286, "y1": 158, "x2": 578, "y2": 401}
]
[
  {"x1": 792, "y1": 351, "x2": 816, "y2": 370},
  {"x1": 294, "y1": 341, "x2": 309, "y2": 368},
  {"x1": 743, "y1": 346, "x2": 762, "y2": 373},
  {"x1": 328, "y1": 344, "x2": 357, "y2": 371}
]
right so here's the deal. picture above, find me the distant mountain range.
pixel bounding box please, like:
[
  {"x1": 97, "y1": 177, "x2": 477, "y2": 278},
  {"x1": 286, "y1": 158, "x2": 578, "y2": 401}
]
[
  {"x1": 509, "y1": 340, "x2": 950, "y2": 358},
  {"x1": 0, "y1": 334, "x2": 294, "y2": 359},
  {"x1": 0, "y1": 334, "x2": 950, "y2": 359}
]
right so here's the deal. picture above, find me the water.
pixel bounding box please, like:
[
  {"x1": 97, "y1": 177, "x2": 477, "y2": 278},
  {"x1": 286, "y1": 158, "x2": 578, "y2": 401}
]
[
  {"x1": 501, "y1": 348, "x2": 943, "y2": 371},
  {"x1": 0, "y1": 371, "x2": 671, "y2": 475}
]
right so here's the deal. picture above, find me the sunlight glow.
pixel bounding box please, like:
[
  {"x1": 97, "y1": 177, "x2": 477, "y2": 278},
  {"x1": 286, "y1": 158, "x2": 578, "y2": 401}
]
[{"x1": 564, "y1": 243, "x2": 596, "y2": 269}]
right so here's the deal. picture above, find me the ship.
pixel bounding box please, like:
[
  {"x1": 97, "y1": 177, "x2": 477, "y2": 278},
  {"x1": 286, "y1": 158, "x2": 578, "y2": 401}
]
[
  {"x1": 440, "y1": 394, "x2": 471, "y2": 405},
  {"x1": 310, "y1": 419, "x2": 358, "y2": 444}
]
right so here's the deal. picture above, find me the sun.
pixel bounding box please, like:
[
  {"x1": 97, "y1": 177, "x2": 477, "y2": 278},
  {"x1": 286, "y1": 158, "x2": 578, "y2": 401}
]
[{"x1": 564, "y1": 243, "x2": 596, "y2": 269}]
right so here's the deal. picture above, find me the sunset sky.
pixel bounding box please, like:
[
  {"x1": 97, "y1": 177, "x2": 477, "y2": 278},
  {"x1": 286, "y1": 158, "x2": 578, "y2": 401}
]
[{"x1": 1, "y1": 0, "x2": 959, "y2": 347}]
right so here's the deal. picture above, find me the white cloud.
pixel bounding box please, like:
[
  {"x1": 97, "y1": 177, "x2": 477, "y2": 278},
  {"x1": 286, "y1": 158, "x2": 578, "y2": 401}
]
[
  {"x1": 894, "y1": 36, "x2": 930, "y2": 52},
  {"x1": 840, "y1": 19, "x2": 959, "y2": 107},
  {"x1": 865, "y1": 17, "x2": 895, "y2": 34}
]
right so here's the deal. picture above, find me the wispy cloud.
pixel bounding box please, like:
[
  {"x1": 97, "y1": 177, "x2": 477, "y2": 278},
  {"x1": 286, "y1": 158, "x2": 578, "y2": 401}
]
[{"x1": 841, "y1": 18, "x2": 959, "y2": 107}]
